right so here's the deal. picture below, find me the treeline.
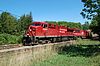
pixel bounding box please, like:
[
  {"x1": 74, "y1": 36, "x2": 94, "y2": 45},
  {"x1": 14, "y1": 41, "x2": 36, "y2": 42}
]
[{"x1": 0, "y1": 11, "x2": 33, "y2": 35}]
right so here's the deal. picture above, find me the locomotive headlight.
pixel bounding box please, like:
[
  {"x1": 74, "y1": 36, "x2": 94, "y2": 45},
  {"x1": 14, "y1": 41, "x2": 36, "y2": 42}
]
[
  {"x1": 26, "y1": 34, "x2": 31, "y2": 37},
  {"x1": 29, "y1": 29, "x2": 32, "y2": 31},
  {"x1": 81, "y1": 32, "x2": 84, "y2": 35},
  {"x1": 33, "y1": 28, "x2": 36, "y2": 31},
  {"x1": 27, "y1": 34, "x2": 29, "y2": 36}
]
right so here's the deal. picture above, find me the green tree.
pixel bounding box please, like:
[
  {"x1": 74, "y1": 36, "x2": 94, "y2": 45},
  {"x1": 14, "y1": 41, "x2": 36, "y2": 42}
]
[
  {"x1": 18, "y1": 12, "x2": 33, "y2": 34},
  {"x1": 82, "y1": 21, "x2": 89, "y2": 30},
  {"x1": 81, "y1": 0, "x2": 100, "y2": 36},
  {"x1": 81, "y1": 0, "x2": 100, "y2": 19},
  {"x1": 0, "y1": 12, "x2": 17, "y2": 34},
  {"x1": 89, "y1": 15, "x2": 99, "y2": 33}
]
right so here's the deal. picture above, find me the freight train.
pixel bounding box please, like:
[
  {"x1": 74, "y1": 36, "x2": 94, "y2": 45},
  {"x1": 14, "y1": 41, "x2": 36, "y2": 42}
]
[{"x1": 22, "y1": 22, "x2": 90, "y2": 45}]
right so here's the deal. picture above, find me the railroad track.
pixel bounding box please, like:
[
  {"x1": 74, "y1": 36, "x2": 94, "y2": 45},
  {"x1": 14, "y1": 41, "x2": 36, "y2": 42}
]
[
  {"x1": 0, "y1": 44, "x2": 22, "y2": 50},
  {"x1": 0, "y1": 40, "x2": 75, "y2": 50}
]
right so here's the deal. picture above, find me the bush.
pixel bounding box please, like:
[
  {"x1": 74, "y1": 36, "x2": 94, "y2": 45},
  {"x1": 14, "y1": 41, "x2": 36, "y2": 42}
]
[{"x1": 0, "y1": 33, "x2": 23, "y2": 45}]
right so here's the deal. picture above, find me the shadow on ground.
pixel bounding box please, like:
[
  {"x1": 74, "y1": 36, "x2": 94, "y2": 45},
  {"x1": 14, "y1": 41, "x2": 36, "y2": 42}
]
[{"x1": 58, "y1": 44, "x2": 100, "y2": 57}]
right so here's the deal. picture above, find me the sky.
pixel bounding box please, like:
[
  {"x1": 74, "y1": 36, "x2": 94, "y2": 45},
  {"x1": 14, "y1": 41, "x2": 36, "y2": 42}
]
[{"x1": 0, "y1": 0, "x2": 88, "y2": 24}]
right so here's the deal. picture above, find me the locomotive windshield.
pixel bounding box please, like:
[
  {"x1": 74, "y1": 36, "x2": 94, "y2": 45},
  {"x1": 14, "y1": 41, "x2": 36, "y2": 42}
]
[
  {"x1": 74, "y1": 30, "x2": 80, "y2": 33},
  {"x1": 32, "y1": 23, "x2": 41, "y2": 26}
]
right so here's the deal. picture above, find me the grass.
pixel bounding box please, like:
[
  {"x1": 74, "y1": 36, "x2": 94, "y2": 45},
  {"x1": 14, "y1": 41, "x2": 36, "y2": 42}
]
[
  {"x1": 33, "y1": 54, "x2": 100, "y2": 66},
  {"x1": 75, "y1": 39, "x2": 100, "y2": 45},
  {"x1": 32, "y1": 39, "x2": 100, "y2": 66}
]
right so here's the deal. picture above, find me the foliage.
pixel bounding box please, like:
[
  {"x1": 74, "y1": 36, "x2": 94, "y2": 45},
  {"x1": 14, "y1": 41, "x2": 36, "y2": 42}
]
[
  {"x1": 18, "y1": 12, "x2": 33, "y2": 33},
  {"x1": 89, "y1": 15, "x2": 99, "y2": 33},
  {"x1": 0, "y1": 12, "x2": 17, "y2": 34},
  {"x1": 46, "y1": 21, "x2": 82, "y2": 29},
  {"x1": 0, "y1": 34, "x2": 22, "y2": 45},
  {"x1": 0, "y1": 11, "x2": 33, "y2": 35},
  {"x1": 82, "y1": 21, "x2": 90, "y2": 30},
  {"x1": 0, "y1": 11, "x2": 33, "y2": 44},
  {"x1": 81, "y1": 0, "x2": 100, "y2": 35},
  {"x1": 81, "y1": 0, "x2": 100, "y2": 19}
]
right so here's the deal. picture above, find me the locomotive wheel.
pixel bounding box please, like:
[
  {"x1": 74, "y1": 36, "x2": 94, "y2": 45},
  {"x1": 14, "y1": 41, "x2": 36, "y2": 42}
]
[
  {"x1": 22, "y1": 37, "x2": 27, "y2": 46},
  {"x1": 22, "y1": 37, "x2": 32, "y2": 46},
  {"x1": 51, "y1": 38, "x2": 56, "y2": 43},
  {"x1": 22, "y1": 39, "x2": 26, "y2": 46}
]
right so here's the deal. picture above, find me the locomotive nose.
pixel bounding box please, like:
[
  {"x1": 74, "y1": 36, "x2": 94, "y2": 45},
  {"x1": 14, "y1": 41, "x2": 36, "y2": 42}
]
[
  {"x1": 29, "y1": 26, "x2": 36, "y2": 31},
  {"x1": 24, "y1": 26, "x2": 36, "y2": 37}
]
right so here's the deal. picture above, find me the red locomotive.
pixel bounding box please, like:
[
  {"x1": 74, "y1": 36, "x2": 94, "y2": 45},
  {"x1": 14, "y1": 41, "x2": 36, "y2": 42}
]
[{"x1": 22, "y1": 22, "x2": 89, "y2": 45}]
